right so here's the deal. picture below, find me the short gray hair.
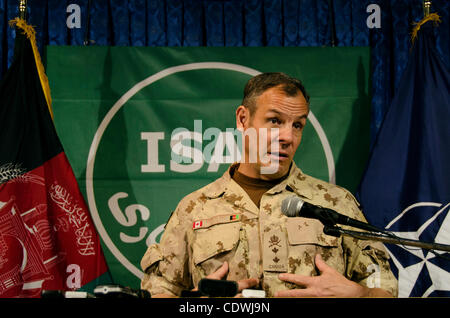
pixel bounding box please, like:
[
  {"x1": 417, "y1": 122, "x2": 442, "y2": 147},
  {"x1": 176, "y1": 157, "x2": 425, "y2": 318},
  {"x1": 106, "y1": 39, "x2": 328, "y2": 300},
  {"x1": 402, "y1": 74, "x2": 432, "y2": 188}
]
[{"x1": 241, "y1": 72, "x2": 310, "y2": 115}]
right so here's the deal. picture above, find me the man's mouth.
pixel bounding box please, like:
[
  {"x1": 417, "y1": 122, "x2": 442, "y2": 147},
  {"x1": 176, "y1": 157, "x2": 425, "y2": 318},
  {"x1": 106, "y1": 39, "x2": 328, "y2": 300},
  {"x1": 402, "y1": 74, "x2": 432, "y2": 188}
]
[{"x1": 267, "y1": 151, "x2": 289, "y2": 160}]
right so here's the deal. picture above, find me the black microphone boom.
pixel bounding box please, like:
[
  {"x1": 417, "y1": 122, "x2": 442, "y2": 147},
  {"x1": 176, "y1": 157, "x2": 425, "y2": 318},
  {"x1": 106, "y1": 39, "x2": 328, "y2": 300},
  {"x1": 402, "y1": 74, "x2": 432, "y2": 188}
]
[{"x1": 281, "y1": 196, "x2": 384, "y2": 233}]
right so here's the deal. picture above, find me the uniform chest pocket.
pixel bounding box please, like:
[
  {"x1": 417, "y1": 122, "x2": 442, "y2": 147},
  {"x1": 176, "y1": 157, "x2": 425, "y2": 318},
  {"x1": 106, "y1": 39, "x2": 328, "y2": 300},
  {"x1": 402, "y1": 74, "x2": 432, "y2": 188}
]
[
  {"x1": 286, "y1": 218, "x2": 340, "y2": 247},
  {"x1": 285, "y1": 218, "x2": 345, "y2": 275},
  {"x1": 192, "y1": 222, "x2": 241, "y2": 265}
]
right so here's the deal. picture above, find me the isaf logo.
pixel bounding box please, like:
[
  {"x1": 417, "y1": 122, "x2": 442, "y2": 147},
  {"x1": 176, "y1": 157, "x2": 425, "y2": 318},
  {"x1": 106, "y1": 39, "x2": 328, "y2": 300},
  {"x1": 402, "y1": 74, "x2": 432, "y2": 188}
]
[{"x1": 86, "y1": 62, "x2": 335, "y2": 287}]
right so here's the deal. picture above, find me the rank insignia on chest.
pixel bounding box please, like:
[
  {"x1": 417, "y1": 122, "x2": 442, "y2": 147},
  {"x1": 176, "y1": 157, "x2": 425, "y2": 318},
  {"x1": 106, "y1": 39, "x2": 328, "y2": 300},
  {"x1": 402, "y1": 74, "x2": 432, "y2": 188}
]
[{"x1": 263, "y1": 228, "x2": 288, "y2": 272}]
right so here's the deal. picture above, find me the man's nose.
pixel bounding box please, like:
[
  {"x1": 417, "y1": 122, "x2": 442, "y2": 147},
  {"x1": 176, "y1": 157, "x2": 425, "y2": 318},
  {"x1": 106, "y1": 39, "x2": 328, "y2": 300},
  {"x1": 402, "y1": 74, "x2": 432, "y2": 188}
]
[{"x1": 278, "y1": 124, "x2": 294, "y2": 145}]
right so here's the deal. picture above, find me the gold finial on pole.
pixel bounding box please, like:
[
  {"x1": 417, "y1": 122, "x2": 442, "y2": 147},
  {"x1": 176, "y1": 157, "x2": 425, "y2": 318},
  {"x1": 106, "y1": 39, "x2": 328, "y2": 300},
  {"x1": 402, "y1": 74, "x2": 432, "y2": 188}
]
[
  {"x1": 411, "y1": 1, "x2": 440, "y2": 45},
  {"x1": 423, "y1": 0, "x2": 432, "y2": 17},
  {"x1": 19, "y1": 0, "x2": 27, "y2": 20}
]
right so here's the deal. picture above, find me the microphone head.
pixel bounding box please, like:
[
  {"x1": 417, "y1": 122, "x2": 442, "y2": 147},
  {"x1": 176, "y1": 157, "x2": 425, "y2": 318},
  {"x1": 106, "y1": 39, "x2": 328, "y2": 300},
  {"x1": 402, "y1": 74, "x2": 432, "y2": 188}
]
[{"x1": 281, "y1": 196, "x2": 305, "y2": 217}]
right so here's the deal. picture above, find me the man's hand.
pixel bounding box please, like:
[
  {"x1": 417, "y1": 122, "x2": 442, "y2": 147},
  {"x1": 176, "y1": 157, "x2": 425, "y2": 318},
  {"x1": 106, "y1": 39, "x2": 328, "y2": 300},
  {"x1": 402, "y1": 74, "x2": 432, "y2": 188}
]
[
  {"x1": 275, "y1": 254, "x2": 393, "y2": 298},
  {"x1": 207, "y1": 261, "x2": 259, "y2": 296},
  {"x1": 151, "y1": 262, "x2": 258, "y2": 298}
]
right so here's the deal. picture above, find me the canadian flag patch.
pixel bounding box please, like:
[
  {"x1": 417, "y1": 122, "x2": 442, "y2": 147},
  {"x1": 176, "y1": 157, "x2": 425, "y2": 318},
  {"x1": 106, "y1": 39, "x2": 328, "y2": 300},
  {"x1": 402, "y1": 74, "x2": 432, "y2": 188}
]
[{"x1": 192, "y1": 220, "x2": 203, "y2": 229}]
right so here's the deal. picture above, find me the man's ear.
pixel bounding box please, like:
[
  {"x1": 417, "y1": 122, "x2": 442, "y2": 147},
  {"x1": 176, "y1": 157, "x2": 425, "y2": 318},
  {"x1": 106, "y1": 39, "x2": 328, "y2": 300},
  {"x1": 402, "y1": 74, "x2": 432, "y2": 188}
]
[{"x1": 236, "y1": 105, "x2": 250, "y2": 131}]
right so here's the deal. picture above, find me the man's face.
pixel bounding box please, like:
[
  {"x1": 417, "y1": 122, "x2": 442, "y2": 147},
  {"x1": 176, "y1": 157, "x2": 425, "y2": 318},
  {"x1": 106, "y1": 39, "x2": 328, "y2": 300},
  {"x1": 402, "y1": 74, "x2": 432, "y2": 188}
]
[{"x1": 236, "y1": 86, "x2": 309, "y2": 180}]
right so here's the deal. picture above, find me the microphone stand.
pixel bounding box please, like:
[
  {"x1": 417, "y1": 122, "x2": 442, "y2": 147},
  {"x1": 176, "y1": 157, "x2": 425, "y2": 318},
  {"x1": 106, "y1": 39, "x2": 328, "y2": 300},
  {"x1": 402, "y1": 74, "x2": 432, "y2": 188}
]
[{"x1": 323, "y1": 226, "x2": 450, "y2": 253}]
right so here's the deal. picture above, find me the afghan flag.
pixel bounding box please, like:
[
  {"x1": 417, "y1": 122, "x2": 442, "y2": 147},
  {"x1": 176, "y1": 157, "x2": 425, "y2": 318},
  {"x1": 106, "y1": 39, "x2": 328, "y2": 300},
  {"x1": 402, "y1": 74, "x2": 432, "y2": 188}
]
[{"x1": 0, "y1": 19, "x2": 109, "y2": 297}]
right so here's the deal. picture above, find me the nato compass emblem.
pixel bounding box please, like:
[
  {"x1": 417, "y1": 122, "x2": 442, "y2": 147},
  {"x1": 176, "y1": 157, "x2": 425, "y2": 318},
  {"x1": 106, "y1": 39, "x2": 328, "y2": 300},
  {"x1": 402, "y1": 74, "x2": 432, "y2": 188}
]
[{"x1": 383, "y1": 202, "x2": 450, "y2": 297}]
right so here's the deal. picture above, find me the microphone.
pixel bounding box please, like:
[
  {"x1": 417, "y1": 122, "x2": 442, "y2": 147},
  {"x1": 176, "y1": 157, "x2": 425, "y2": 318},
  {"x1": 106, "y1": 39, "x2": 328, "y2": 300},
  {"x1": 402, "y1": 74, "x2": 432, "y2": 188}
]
[{"x1": 281, "y1": 196, "x2": 384, "y2": 233}]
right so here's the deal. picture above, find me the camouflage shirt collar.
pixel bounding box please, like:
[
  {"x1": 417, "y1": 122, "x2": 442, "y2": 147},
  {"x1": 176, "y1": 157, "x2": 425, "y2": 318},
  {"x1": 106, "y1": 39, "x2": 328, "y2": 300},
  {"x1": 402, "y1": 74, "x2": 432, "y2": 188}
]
[
  {"x1": 203, "y1": 162, "x2": 313, "y2": 200},
  {"x1": 265, "y1": 162, "x2": 313, "y2": 200}
]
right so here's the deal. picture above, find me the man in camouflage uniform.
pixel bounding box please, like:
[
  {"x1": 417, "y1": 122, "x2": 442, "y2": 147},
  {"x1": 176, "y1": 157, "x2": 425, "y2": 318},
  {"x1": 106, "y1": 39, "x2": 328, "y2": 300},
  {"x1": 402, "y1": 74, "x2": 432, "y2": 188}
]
[{"x1": 140, "y1": 73, "x2": 398, "y2": 297}]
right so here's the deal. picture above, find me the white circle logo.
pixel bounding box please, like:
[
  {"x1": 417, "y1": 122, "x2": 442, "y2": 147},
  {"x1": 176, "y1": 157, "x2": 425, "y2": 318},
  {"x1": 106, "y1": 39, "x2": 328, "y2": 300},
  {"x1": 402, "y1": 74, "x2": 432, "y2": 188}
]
[{"x1": 86, "y1": 62, "x2": 335, "y2": 279}]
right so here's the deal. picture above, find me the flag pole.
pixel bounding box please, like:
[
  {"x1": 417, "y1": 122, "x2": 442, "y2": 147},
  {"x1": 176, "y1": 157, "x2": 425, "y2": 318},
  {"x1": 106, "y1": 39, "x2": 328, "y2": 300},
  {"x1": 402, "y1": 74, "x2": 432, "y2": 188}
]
[
  {"x1": 423, "y1": 0, "x2": 431, "y2": 17},
  {"x1": 19, "y1": 0, "x2": 27, "y2": 20}
]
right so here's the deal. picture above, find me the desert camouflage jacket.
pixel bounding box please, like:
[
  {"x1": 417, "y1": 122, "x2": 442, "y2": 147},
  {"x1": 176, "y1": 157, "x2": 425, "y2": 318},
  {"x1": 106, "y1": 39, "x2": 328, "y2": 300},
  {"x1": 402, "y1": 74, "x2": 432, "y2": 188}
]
[{"x1": 140, "y1": 163, "x2": 398, "y2": 297}]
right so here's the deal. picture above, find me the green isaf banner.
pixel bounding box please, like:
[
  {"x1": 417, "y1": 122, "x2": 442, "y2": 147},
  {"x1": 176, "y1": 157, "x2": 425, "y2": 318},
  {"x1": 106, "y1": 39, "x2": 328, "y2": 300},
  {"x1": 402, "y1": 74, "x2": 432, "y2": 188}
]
[{"x1": 46, "y1": 46, "x2": 371, "y2": 289}]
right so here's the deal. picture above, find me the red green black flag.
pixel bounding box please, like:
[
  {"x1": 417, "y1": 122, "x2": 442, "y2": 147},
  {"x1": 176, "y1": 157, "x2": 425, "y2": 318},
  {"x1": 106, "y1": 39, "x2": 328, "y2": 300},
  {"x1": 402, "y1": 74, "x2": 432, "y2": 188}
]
[{"x1": 0, "y1": 19, "x2": 109, "y2": 298}]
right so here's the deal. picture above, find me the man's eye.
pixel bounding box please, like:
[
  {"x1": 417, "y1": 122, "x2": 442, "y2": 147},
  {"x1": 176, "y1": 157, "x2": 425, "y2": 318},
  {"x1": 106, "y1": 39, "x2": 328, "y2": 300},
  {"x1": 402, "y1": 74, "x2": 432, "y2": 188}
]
[
  {"x1": 293, "y1": 122, "x2": 303, "y2": 129},
  {"x1": 269, "y1": 118, "x2": 280, "y2": 124}
]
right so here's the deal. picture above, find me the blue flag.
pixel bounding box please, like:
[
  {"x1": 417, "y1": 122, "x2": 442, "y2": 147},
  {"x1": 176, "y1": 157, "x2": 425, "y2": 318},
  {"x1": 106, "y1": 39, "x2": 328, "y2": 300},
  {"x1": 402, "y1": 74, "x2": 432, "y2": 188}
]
[{"x1": 357, "y1": 16, "x2": 450, "y2": 297}]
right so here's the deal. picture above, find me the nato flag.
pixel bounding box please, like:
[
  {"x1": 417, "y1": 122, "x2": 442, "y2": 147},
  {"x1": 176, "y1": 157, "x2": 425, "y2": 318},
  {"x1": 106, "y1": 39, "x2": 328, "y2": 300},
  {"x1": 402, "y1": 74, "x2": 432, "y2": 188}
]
[{"x1": 357, "y1": 18, "x2": 450, "y2": 297}]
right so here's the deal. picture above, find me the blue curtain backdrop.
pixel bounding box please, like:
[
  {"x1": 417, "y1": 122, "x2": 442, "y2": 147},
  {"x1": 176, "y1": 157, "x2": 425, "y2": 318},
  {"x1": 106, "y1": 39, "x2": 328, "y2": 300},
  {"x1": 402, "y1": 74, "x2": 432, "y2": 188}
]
[{"x1": 0, "y1": 0, "x2": 449, "y2": 140}]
